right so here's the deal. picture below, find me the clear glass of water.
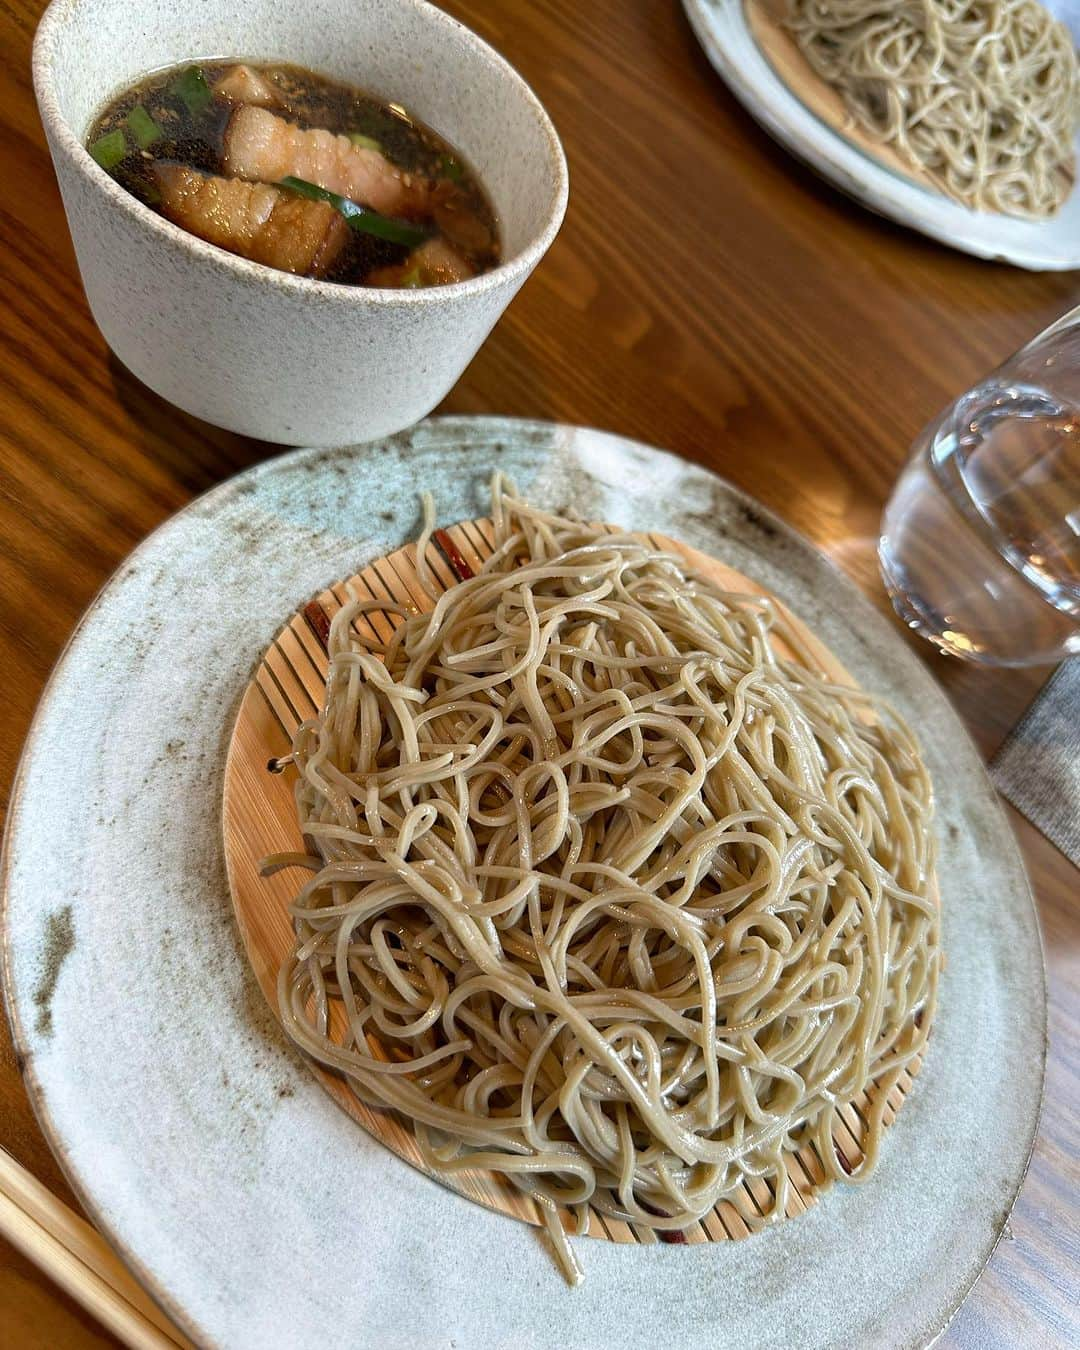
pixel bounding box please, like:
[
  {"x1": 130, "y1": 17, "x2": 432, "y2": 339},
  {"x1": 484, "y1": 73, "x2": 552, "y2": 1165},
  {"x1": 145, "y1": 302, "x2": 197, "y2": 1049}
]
[{"x1": 879, "y1": 314, "x2": 1080, "y2": 666}]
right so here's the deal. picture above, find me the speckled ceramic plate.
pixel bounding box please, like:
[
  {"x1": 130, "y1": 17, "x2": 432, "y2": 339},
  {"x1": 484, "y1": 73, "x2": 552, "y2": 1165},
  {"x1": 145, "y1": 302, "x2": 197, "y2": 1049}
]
[
  {"x1": 682, "y1": 0, "x2": 1080, "y2": 271},
  {"x1": 2, "y1": 418, "x2": 1045, "y2": 1350}
]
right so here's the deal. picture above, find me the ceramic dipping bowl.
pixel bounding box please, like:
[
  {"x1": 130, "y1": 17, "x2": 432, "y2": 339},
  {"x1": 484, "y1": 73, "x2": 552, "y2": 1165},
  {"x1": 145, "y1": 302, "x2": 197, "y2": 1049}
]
[{"x1": 33, "y1": 0, "x2": 568, "y2": 445}]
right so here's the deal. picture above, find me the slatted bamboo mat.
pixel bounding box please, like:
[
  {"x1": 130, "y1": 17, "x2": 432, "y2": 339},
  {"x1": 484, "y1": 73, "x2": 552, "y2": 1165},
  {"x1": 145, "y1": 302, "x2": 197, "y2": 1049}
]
[{"x1": 222, "y1": 517, "x2": 924, "y2": 1246}]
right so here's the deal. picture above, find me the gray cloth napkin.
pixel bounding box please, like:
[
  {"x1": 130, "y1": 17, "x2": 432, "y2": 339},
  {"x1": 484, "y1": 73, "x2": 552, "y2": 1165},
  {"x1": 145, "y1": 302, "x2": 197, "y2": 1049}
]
[{"x1": 991, "y1": 658, "x2": 1080, "y2": 868}]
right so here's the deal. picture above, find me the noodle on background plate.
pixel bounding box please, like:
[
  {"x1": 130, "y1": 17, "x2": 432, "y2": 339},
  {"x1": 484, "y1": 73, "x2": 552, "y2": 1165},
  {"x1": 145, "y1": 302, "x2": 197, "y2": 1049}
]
[
  {"x1": 785, "y1": 0, "x2": 1080, "y2": 218},
  {"x1": 269, "y1": 480, "x2": 940, "y2": 1282}
]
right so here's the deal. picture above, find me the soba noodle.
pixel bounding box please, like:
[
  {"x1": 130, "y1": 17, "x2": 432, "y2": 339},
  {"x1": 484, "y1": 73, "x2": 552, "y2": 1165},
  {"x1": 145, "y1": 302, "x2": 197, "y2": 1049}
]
[
  {"x1": 786, "y1": 0, "x2": 1080, "y2": 217},
  {"x1": 274, "y1": 481, "x2": 939, "y2": 1282}
]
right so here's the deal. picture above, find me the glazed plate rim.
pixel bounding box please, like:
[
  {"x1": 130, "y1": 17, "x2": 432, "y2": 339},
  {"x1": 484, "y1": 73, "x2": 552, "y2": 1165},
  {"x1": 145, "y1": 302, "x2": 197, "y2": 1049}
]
[
  {"x1": 1, "y1": 417, "x2": 1046, "y2": 1350},
  {"x1": 681, "y1": 0, "x2": 1080, "y2": 271}
]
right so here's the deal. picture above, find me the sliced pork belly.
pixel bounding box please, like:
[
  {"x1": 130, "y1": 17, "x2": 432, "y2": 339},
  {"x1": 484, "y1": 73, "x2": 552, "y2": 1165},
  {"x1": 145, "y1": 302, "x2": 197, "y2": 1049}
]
[
  {"x1": 223, "y1": 105, "x2": 431, "y2": 218},
  {"x1": 366, "y1": 237, "x2": 474, "y2": 288},
  {"x1": 213, "y1": 63, "x2": 280, "y2": 108},
  {"x1": 409, "y1": 237, "x2": 474, "y2": 283},
  {"x1": 153, "y1": 164, "x2": 349, "y2": 277}
]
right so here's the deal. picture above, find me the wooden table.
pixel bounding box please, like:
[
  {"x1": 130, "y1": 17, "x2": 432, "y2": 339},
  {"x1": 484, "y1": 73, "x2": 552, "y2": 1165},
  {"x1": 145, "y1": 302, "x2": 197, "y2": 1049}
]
[{"x1": 1, "y1": 1, "x2": 1076, "y2": 1345}]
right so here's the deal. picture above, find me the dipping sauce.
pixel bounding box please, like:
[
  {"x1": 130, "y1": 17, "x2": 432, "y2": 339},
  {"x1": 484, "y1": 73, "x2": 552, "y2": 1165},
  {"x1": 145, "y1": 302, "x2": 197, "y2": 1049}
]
[{"x1": 87, "y1": 60, "x2": 500, "y2": 287}]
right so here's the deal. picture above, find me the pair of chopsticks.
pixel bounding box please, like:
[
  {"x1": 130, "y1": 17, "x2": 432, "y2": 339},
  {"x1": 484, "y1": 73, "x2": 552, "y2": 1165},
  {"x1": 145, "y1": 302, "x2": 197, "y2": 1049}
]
[{"x1": 0, "y1": 1145, "x2": 193, "y2": 1349}]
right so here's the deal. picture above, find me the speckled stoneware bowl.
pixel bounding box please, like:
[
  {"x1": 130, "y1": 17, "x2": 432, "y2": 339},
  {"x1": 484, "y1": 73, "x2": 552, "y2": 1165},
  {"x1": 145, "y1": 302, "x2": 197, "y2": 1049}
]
[
  {"x1": 2, "y1": 419, "x2": 1045, "y2": 1349},
  {"x1": 32, "y1": 0, "x2": 568, "y2": 444}
]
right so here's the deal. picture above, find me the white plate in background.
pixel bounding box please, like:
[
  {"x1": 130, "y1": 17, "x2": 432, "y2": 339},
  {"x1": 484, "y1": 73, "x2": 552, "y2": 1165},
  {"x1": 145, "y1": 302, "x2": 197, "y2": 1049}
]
[{"x1": 683, "y1": 0, "x2": 1080, "y2": 270}]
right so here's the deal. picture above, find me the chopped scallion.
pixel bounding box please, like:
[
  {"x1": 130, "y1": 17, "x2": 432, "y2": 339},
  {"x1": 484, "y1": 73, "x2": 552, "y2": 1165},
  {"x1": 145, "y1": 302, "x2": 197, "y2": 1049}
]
[
  {"x1": 89, "y1": 129, "x2": 127, "y2": 170},
  {"x1": 126, "y1": 103, "x2": 163, "y2": 149},
  {"x1": 437, "y1": 153, "x2": 464, "y2": 182},
  {"x1": 399, "y1": 265, "x2": 424, "y2": 289},
  {"x1": 170, "y1": 65, "x2": 212, "y2": 116},
  {"x1": 278, "y1": 175, "x2": 429, "y2": 248},
  {"x1": 347, "y1": 132, "x2": 383, "y2": 153}
]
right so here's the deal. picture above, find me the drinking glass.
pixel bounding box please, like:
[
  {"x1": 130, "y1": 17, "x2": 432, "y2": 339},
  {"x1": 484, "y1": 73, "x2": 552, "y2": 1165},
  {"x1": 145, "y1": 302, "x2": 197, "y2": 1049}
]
[{"x1": 879, "y1": 313, "x2": 1080, "y2": 666}]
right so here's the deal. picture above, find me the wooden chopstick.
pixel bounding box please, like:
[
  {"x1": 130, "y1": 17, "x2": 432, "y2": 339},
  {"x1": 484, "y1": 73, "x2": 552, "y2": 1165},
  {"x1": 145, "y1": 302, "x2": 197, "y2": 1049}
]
[{"x1": 0, "y1": 1145, "x2": 194, "y2": 1349}]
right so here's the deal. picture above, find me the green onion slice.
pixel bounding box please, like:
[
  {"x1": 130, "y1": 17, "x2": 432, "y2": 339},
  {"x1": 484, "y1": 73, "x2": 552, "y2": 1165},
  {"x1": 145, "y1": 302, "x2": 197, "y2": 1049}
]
[
  {"x1": 126, "y1": 104, "x2": 163, "y2": 149},
  {"x1": 347, "y1": 132, "x2": 383, "y2": 153},
  {"x1": 89, "y1": 129, "x2": 127, "y2": 170},
  {"x1": 399, "y1": 264, "x2": 424, "y2": 289},
  {"x1": 278, "y1": 175, "x2": 429, "y2": 248},
  {"x1": 170, "y1": 65, "x2": 212, "y2": 116}
]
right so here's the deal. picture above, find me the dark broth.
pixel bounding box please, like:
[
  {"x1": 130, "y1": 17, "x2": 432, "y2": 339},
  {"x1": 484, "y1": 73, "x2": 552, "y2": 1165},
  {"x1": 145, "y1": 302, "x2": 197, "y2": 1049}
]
[{"x1": 87, "y1": 60, "x2": 500, "y2": 287}]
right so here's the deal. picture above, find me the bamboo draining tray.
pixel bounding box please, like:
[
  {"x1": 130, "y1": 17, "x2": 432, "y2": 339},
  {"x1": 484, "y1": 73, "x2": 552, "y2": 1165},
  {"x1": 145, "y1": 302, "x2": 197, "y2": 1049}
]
[{"x1": 222, "y1": 517, "x2": 923, "y2": 1247}]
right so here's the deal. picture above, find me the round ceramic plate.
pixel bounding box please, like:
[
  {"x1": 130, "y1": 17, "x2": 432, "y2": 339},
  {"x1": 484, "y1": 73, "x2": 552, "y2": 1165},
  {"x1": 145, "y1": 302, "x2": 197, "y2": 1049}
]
[
  {"x1": 682, "y1": 0, "x2": 1080, "y2": 271},
  {"x1": 2, "y1": 418, "x2": 1045, "y2": 1350}
]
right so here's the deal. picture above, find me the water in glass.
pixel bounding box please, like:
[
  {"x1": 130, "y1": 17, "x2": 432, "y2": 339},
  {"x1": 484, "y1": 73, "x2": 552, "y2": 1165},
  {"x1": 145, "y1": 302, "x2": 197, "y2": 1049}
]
[{"x1": 880, "y1": 348, "x2": 1080, "y2": 666}]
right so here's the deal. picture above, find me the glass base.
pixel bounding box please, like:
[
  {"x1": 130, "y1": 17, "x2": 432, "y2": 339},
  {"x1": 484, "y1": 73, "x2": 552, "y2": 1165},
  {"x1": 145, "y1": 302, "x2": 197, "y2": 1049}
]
[
  {"x1": 878, "y1": 539, "x2": 993, "y2": 665},
  {"x1": 879, "y1": 537, "x2": 1077, "y2": 667}
]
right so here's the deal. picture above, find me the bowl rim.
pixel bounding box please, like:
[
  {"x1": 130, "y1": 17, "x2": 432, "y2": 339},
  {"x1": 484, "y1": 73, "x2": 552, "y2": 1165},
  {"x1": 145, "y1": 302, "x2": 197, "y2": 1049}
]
[{"x1": 31, "y1": 0, "x2": 569, "y2": 304}]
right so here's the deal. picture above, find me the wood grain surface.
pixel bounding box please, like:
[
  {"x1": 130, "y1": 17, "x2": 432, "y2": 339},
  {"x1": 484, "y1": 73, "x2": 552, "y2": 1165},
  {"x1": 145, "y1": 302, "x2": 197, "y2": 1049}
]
[{"x1": 0, "y1": 0, "x2": 1076, "y2": 1345}]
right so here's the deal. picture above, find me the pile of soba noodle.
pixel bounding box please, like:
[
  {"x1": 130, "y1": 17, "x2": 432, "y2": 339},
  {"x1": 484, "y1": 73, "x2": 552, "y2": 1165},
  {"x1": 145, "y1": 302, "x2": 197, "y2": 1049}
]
[
  {"x1": 275, "y1": 481, "x2": 939, "y2": 1283},
  {"x1": 786, "y1": 0, "x2": 1080, "y2": 217}
]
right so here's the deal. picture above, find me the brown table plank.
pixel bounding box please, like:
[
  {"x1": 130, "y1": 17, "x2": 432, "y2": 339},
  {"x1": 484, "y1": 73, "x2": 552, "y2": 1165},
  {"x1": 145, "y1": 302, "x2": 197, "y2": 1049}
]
[{"x1": 0, "y1": 0, "x2": 1076, "y2": 1345}]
